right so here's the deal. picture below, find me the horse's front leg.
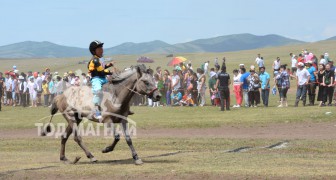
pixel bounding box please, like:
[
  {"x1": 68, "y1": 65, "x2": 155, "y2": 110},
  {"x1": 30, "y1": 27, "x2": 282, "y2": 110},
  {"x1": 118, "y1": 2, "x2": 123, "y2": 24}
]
[
  {"x1": 102, "y1": 121, "x2": 120, "y2": 153},
  {"x1": 121, "y1": 120, "x2": 143, "y2": 165},
  {"x1": 73, "y1": 117, "x2": 97, "y2": 162}
]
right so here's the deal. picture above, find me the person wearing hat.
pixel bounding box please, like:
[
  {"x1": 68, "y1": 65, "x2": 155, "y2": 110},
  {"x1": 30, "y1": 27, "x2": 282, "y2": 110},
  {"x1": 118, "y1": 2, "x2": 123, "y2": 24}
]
[
  {"x1": 215, "y1": 61, "x2": 231, "y2": 111},
  {"x1": 295, "y1": 62, "x2": 310, "y2": 107},
  {"x1": 88, "y1": 40, "x2": 115, "y2": 121},
  {"x1": 306, "y1": 60, "x2": 317, "y2": 106}
]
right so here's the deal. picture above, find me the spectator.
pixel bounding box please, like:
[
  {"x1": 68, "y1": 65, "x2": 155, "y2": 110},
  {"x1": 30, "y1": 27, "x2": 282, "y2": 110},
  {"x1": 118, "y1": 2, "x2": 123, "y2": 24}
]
[
  {"x1": 247, "y1": 69, "x2": 261, "y2": 107},
  {"x1": 5, "y1": 72, "x2": 13, "y2": 106},
  {"x1": 272, "y1": 57, "x2": 281, "y2": 77},
  {"x1": 11, "y1": 74, "x2": 18, "y2": 106},
  {"x1": 291, "y1": 54, "x2": 298, "y2": 77},
  {"x1": 306, "y1": 61, "x2": 317, "y2": 106},
  {"x1": 48, "y1": 76, "x2": 55, "y2": 105},
  {"x1": 240, "y1": 68, "x2": 250, "y2": 107},
  {"x1": 171, "y1": 89, "x2": 182, "y2": 106},
  {"x1": 163, "y1": 72, "x2": 171, "y2": 106},
  {"x1": 276, "y1": 65, "x2": 290, "y2": 107},
  {"x1": 204, "y1": 61, "x2": 209, "y2": 75},
  {"x1": 208, "y1": 71, "x2": 217, "y2": 106},
  {"x1": 297, "y1": 54, "x2": 304, "y2": 64},
  {"x1": 255, "y1": 54, "x2": 261, "y2": 65},
  {"x1": 190, "y1": 73, "x2": 199, "y2": 106},
  {"x1": 18, "y1": 75, "x2": 28, "y2": 107},
  {"x1": 319, "y1": 55, "x2": 327, "y2": 66},
  {"x1": 28, "y1": 77, "x2": 37, "y2": 107},
  {"x1": 42, "y1": 80, "x2": 50, "y2": 107},
  {"x1": 171, "y1": 70, "x2": 180, "y2": 91},
  {"x1": 316, "y1": 64, "x2": 325, "y2": 106},
  {"x1": 256, "y1": 54, "x2": 264, "y2": 69},
  {"x1": 232, "y1": 69, "x2": 242, "y2": 108},
  {"x1": 259, "y1": 67, "x2": 270, "y2": 107},
  {"x1": 0, "y1": 73, "x2": 3, "y2": 111},
  {"x1": 197, "y1": 68, "x2": 206, "y2": 106},
  {"x1": 215, "y1": 62, "x2": 230, "y2": 111},
  {"x1": 152, "y1": 74, "x2": 160, "y2": 107},
  {"x1": 33, "y1": 72, "x2": 42, "y2": 106},
  {"x1": 81, "y1": 73, "x2": 87, "y2": 86},
  {"x1": 322, "y1": 64, "x2": 335, "y2": 106},
  {"x1": 55, "y1": 76, "x2": 63, "y2": 95},
  {"x1": 295, "y1": 62, "x2": 310, "y2": 107},
  {"x1": 214, "y1": 57, "x2": 219, "y2": 67}
]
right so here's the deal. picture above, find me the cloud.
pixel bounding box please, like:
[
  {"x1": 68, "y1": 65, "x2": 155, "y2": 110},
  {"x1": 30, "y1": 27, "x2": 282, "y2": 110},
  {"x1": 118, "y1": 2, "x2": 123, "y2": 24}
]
[{"x1": 322, "y1": 25, "x2": 336, "y2": 38}]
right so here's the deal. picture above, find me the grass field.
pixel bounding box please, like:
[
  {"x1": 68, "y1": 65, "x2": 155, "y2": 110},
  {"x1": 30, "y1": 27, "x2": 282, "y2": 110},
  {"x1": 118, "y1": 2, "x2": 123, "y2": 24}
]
[{"x1": 1, "y1": 41, "x2": 336, "y2": 179}]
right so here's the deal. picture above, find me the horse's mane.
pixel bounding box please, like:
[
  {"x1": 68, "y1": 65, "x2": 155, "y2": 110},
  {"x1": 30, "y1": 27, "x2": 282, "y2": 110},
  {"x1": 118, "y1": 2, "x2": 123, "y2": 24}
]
[{"x1": 109, "y1": 64, "x2": 147, "y2": 84}]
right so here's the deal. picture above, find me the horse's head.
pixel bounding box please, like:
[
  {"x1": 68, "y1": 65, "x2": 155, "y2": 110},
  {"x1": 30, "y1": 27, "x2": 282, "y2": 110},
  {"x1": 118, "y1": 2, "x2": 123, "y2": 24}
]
[{"x1": 135, "y1": 64, "x2": 161, "y2": 102}]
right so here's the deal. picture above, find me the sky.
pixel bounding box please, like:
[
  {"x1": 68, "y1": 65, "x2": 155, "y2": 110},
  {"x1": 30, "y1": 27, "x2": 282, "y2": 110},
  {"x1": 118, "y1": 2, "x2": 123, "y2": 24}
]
[{"x1": 1, "y1": 0, "x2": 336, "y2": 48}]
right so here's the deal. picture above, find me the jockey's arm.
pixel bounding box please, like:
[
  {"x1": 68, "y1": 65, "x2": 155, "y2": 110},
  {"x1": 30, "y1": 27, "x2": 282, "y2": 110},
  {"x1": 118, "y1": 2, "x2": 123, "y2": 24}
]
[{"x1": 105, "y1": 62, "x2": 114, "y2": 69}]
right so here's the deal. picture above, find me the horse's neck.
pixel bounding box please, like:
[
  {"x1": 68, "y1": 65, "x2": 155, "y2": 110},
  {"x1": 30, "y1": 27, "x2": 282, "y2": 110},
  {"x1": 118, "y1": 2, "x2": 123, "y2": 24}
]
[{"x1": 111, "y1": 73, "x2": 138, "y2": 106}]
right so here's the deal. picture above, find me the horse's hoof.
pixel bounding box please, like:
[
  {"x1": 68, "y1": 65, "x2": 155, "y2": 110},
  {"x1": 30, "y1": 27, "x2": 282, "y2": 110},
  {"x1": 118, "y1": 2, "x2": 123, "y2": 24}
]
[
  {"x1": 60, "y1": 157, "x2": 70, "y2": 164},
  {"x1": 90, "y1": 157, "x2": 98, "y2": 163},
  {"x1": 135, "y1": 159, "x2": 143, "y2": 165},
  {"x1": 102, "y1": 147, "x2": 113, "y2": 153}
]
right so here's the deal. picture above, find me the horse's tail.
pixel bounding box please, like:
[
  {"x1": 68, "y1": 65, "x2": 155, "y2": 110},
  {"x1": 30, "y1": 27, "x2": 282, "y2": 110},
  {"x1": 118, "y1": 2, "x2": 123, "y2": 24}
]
[{"x1": 40, "y1": 97, "x2": 59, "y2": 136}]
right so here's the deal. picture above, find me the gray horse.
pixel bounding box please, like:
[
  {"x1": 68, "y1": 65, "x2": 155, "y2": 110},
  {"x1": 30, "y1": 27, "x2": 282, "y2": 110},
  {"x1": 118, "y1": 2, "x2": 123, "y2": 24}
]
[{"x1": 41, "y1": 64, "x2": 161, "y2": 165}]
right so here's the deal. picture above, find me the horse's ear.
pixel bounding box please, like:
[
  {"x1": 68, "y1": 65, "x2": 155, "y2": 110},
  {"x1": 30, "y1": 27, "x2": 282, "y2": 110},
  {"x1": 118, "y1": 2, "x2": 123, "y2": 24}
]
[{"x1": 136, "y1": 66, "x2": 143, "y2": 76}]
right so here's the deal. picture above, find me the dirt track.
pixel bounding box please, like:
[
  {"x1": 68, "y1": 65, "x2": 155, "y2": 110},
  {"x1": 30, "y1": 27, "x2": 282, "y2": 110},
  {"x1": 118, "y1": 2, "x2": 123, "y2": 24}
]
[{"x1": 1, "y1": 121, "x2": 336, "y2": 139}]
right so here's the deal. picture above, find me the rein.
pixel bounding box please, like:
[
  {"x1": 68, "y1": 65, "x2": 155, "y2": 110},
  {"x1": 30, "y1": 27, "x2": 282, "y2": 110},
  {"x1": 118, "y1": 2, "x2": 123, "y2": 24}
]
[{"x1": 113, "y1": 71, "x2": 156, "y2": 97}]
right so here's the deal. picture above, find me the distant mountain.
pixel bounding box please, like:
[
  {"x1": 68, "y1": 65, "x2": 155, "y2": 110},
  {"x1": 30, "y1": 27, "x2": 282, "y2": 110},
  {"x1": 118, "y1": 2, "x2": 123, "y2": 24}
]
[
  {"x1": 104, "y1": 40, "x2": 172, "y2": 55},
  {"x1": 0, "y1": 34, "x2": 306, "y2": 58},
  {"x1": 325, "y1": 36, "x2": 336, "y2": 41},
  {"x1": 169, "y1": 34, "x2": 305, "y2": 53},
  {"x1": 0, "y1": 41, "x2": 88, "y2": 58}
]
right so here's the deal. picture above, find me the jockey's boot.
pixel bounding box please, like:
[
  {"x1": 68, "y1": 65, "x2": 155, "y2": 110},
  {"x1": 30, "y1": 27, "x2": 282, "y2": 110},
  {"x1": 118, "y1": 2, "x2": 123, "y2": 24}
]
[{"x1": 93, "y1": 105, "x2": 103, "y2": 123}]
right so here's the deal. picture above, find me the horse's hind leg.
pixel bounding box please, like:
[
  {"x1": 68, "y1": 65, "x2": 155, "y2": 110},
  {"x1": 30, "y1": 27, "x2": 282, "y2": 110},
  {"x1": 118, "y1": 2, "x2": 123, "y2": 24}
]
[
  {"x1": 73, "y1": 117, "x2": 97, "y2": 162},
  {"x1": 102, "y1": 123, "x2": 120, "y2": 153},
  {"x1": 60, "y1": 123, "x2": 73, "y2": 163},
  {"x1": 121, "y1": 120, "x2": 143, "y2": 165}
]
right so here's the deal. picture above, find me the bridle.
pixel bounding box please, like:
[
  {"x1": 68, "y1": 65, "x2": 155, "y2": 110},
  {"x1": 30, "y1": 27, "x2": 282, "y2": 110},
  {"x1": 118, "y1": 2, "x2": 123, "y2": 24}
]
[{"x1": 115, "y1": 70, "x2": 157, "y2": 98}]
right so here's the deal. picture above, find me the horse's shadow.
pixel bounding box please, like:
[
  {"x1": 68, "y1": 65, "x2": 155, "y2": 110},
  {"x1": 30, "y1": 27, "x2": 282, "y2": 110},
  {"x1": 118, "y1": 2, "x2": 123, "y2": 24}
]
[{"x1": 77, "y1": 151, "x2": 183, "y2": 165}]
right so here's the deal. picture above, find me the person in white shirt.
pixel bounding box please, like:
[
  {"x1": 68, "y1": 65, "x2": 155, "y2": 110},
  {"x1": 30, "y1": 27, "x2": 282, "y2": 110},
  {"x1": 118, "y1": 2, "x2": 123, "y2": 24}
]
[
  {"x1": 255, "y1": 54, "x2": 264, "y2": 69},
  {"x1": 295, "y1": 62, "x2": 310, "y2": 107},
  {"x1": 5, "y1": 73, "x2": 13, "y2": 106},
  {"x1": 272, "y1": 57, "x2": 281, "y2": 77},
  {"x1": 255, "y1": 54, "x2": 261, "y2": 64},
  {"x1": 290, "y1": 53, "x2": 298, "y2": 77},
  {"x1": 171, "y1": 70, "x2": 180, "y2": 91},
  {"x1": 28, "y1": 77, "x2": 38, "y2": 107},
  {"x1": 204, "y1": 61, "x2": 209, "y2": 75}
]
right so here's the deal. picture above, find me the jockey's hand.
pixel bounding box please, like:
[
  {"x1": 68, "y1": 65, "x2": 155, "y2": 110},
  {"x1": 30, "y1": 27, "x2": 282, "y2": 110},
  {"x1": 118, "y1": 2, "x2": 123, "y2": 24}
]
[{"x1": 107, "y1": 62, "x2": 114, "y2": 67}]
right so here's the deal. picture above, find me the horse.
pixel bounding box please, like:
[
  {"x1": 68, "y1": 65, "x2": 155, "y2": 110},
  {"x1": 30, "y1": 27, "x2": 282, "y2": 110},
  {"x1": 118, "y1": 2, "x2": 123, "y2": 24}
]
[{"x1": 41, "y1": 64, "x2": 161, "y2": 165}]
